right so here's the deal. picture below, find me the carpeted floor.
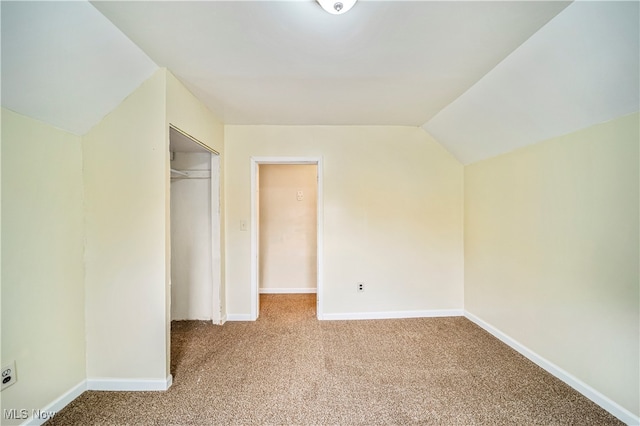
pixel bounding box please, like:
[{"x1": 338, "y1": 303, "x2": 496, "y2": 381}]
[{"x1": 47, "y1": 294, "x2": 622, "y2": 425}]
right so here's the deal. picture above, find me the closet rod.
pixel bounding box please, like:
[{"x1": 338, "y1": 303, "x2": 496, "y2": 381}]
[
  {"x1": 171, "y1": 177, "x2": 210, "y2": 180},
  {"x1": 171, "y1": 168, "x2": 188, "y2": 177}
]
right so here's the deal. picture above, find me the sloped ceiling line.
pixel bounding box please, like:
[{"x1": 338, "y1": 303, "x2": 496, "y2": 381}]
[
  {"x1": 2, "y1": 1, "x2": 637, "y2": 165},
  {"x1": 423, "y1": 1, "x2": 640, "y2": 165},
  {"x1": 1, "y1": 1, "x2": 158, "y2": 136}
]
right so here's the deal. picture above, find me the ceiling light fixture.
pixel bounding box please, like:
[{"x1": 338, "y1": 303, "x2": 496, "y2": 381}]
[{"x1": 317, "y1": 0, "x2": 357, "y2": 15}]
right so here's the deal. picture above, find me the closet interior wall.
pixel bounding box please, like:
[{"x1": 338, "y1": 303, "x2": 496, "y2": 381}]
[{"x1": 170, "y1": 150, "x2": 212, "y2": 320}]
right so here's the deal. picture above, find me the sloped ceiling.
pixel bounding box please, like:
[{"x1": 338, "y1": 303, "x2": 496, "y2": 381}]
[
  {"x1": 424, "y1": 0, "x2": 640, "y2": 164},
  {"x1": 1, "y1": 1, "x2": 157, "y2": 135},
  {"x1": 2, "y1": 1, "x2": 638, "y2": 164},
  {"x1": 92, "y1": 0, "x2": 569, "y2": 129}
]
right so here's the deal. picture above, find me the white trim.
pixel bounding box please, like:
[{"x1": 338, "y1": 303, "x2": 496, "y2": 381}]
[
  {"x1": 250, "y1": 157, "x2": 324, "y2": 321},
  {"x1": 259, "y1": 287, "x2": 317, "y2": 294},
  {"x1": 465, "y1": 311, "x2": 640, "y2": 426},
  {"x1": 316, "y1": 159, "x2": 324, "y2": 320},
  {"x1": 226, "y1": 313, "x2": 253, "y2": 321},
  {"x1": 22, "y1": 380, "x2": 87, "y2": 425},
  {"x1": 210, "y1": 153, "x2": 222, "y2": 325},
  {"x1": 86, "y1": 375, "x2": 172, "y2": 391},
  {"x1": 322, "y1": 309, "x2": 464, "y2": 321},
  {"x1": 250, "y1": 159, "x2": 258, "y2": 320}
]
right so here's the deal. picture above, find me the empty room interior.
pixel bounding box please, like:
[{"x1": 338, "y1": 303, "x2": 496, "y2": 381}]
[{"x1": 1, "y1": 0, "x2": 638, "y2": 425}]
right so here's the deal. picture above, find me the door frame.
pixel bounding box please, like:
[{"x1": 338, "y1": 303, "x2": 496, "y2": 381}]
[
  {"x1": 168, "y1": 125, "x2": 222, "y2": 325},
  {"x1": 250, "y1": 156, "x2": 324, "y2": 320},
  {"x1": 210, "y1": 153, "x2": 222, "y2": 324}
]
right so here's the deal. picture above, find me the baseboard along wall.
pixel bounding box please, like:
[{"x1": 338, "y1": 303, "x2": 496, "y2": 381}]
[
  {"x1": 259, "y1": 288, "x2": 317, "y2": 294},
  {"x1": 21, "y1": 380, "x2": 86, "y2": 426},
  {"x1": 86, "y1": 375, "x2": 173, "y2": 391},
  {"x1": 320, "y1": 309, "x2": 463, "y2": 321},
  {"x1": 21, "y1": 375, "x2": 173, "y2": 425},
  {"x1": 24, "y1": 313, "x2": 638, "y2": 426},
  {"x1": 226, "y1": 313, "x2": 253, "y2": 321},
  {"x1": 464, "y1": 311, "x2": 639, "y2": 426}
]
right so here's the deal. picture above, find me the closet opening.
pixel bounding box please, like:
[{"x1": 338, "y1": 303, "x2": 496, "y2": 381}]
[
  {"x1": 250, "y1": 157, "x2": 324, "y2": 320},
  {"x1": 169, "y1": 126, "x2": 222, "y2": 325}
]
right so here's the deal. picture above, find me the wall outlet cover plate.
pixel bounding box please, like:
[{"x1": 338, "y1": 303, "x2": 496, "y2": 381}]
[{"x1": 1, "y1": 361, "x2": 17, "y2": 391}]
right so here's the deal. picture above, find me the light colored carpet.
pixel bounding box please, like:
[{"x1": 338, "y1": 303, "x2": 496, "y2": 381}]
[{"x1": 47, "y1": 294, "x2": 622, "y2": 425}]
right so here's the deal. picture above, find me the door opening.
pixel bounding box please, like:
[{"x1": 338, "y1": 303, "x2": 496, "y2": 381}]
[
  {"x1": 250, "y1": 157, "x2": 323, "y2": 320},
  {"x1": 169, "y1": 126, "x2": 222, "y2": 324}
]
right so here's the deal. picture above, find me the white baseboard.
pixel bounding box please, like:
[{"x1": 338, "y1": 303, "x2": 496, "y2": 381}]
[
  {"x1": 22, "y1": 380, "x2": 87, "y2": 425},
  {"x1": 226, "y1": 313, "x2": 253, "y2": 321},
  {"x1": 464, "y1": 311, "x2": 640, "y2": 426},
  {"x1": 259, "y1": 288, "x2": 317, "y2": 294},
  {"x1": 19, "y1": 375, "x2": 174, "y2": 425},
  {"x1": 86, "y1": 375, "x2": 172, "y2": 391},
  {"x1": 321, "y1": 309, "x2": 463, "y2": 321}
]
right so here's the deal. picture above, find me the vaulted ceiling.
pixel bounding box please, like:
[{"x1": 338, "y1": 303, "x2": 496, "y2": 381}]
[
  {"x1": 2, "y1": 1, "x2": 638, "y2": 164},
  {"x1": 1, "y1": 1, "x2": 157, "y2": 136}
]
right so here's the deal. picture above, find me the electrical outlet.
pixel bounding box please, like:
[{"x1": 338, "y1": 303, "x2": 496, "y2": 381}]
[
  {"x1": 1, "y1": 361, "x2": 17, "y2": 391},
  {"x1": 357, "y1": 282, "x2": 365, "y2": 292}
]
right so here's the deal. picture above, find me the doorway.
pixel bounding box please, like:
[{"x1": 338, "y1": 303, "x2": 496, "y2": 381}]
[
  {"x1": 259, "y1": 164, "x2": 317, "y2": 294},
  {"x1": 169, "y1": 126, "x2": 222, "y2": 324},
  {"x1": 250, "y1": 157, "x2": 324, "y2": 320}
]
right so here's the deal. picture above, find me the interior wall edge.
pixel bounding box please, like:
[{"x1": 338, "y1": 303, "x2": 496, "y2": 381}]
[
  {"x1": 465, "y1": 310, "x2": 640, "y2": 425},
  {"x1": 19, "y1": 380, "x2": 87, "y2": 426},
  {"x1": 85, "y1": 375, "x2": 173, "y2": 392},
  {"x1": 82, "y1": 68, "x2": 168, "y2": 382},
  {"x1": 321, "y1": 309, "x2": 464, "y2": 321},
  {"x1": 418, "y1": 126, "x2": 465, "y2": 166},
  {"x1": 1, "y1": 108, "x2": 86, "y2": 423},
  {"x1": 226, "y1": 314, "x2": 253, "y2": 322}
]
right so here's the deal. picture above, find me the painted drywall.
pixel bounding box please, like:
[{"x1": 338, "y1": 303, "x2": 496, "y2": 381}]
[
  {"x1": 424, "y1": 1, "x2": 639, "y2": 165},
  {"x1": 464, "y1": 113, "x2": 639, "y2": 417},
  {"x1": 225, "y1": 126, "x2": 464, "y2": 317},
  {"x1": 166, "y1": 71, "x2": 225, "y2": 328},
  {"x1": 259, "y1": 164, "x2": 317, "y2": 292},
  {"x1": 83, "y1": 70, "x2": 169, "y2": 382},
  {"x1": 1, "y1": 109, "x2": 85, "y2": 422},
  {"x1": 83, "y1": 69, "x2": 225, "y2": 383},
  {"x1": 171, "y1": 152, "x2": 212, "y2": 320}
]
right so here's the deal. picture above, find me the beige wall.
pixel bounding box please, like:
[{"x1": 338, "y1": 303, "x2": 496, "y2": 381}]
[
  {"x1": 166, "y1": 71, "x2": 225, "y2": 325},
  {"x1": 83, "y1": 69, "x2": 225, "y2": 383},
  {"x1": 83, "y1": 70, "x2": 168, "y2": 381},
  {"x1": 4, "y1": 58, "x2": 634, "y2": 421},
  {"x1": 1, "y1": 109, "x2": 86, "y2": 421},
  {"x1": 259, "y1": 164, "x2": 317, "y2": 292},
  {"x1": 464, "y1": 112, "x2": 639, "y2": 416},
  {"x1": 225, "y1": 126, "x2": 464, "y2": 317}
]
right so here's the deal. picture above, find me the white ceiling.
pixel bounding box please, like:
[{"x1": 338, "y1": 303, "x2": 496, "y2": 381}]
[
  {"x1": 424, "y1": 0, "x2": 640, "y2": 164},
  {"x1": 92, "y1": 0, "x2": 570, "y2": 127},
  {"x1": 2, "y1": 1, "x2": 637, "y2": 164},
  {"x1": 1, "y1": 1, "x2": 158, "y2": 135}
]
